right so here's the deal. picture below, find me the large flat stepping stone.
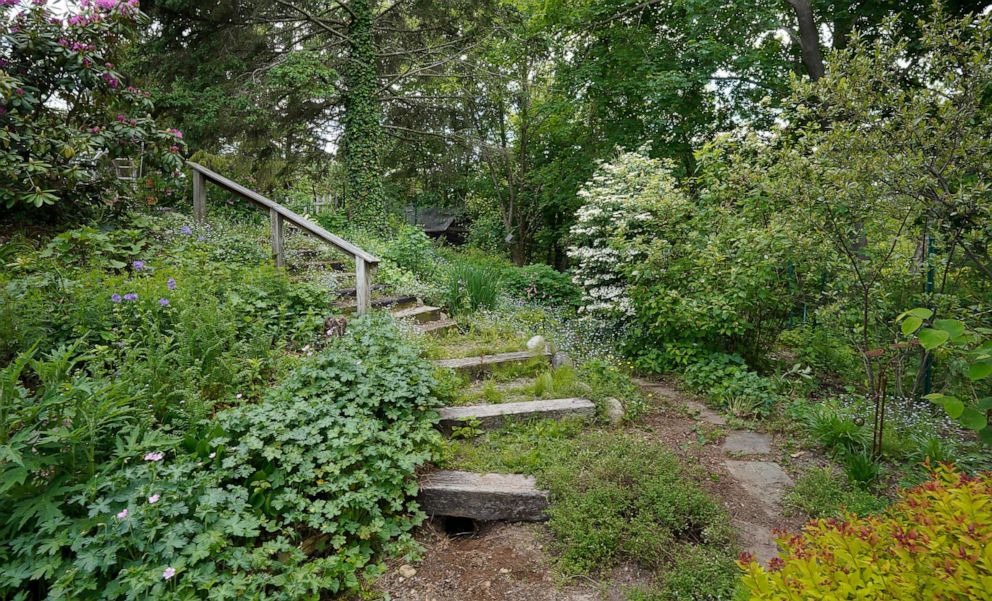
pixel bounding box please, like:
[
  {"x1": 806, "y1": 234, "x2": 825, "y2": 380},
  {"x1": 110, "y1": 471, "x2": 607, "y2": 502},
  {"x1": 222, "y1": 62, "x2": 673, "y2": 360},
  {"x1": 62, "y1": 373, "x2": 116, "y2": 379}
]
[
  {"x1": 437, "y1": 398, "x2": 595, "y2": 433},
  {"x1": 686, "y1": 400, "x2": 727, "y2": 426},
  {"x1": 722, "y1": 431, "x2": 771, "y2": 455},
  {"x1": 392, "y1": 305, "x2": 443, "y2": 323},
  {"x1": 723, "y1": 460, "x2": 793, "y2": 509},
  {"x1": 413, "y1": 317, "x2": 458, "y2": 335},
  {"x1": 733, "y1": 519, "x2": 781, "y2": 566},
  {"x1": 418, "y1": 471, "x2": 549, "y2": 522},
  {"x1": 434, "y1": 350, "x2": 551, "y2": 376}
]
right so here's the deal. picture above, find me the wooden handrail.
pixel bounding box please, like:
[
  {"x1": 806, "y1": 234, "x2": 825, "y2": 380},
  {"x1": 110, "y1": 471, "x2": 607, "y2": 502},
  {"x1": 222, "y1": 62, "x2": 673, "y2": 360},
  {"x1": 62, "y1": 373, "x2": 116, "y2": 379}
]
[{"x1": 188, "y1": 161, "x2": 379, "y2": 314}]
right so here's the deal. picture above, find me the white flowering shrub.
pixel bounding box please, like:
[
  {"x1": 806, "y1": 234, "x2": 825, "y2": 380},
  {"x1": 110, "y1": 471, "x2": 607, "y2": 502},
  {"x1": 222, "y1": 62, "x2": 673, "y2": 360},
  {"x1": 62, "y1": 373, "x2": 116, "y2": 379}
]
[{"x1": 567, "y1": 149, "x2": 689, "y2": 319}]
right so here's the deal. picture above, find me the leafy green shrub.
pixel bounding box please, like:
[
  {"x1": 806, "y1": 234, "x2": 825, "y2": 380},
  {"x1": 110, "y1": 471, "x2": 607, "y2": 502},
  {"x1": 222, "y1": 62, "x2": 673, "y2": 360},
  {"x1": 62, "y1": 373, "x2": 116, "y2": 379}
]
[
  {"x1": 627, "y1": 544, "x2": 740, "y2": 601},
  {"x1": 501, "y1": 263, "x2": 581, "y2": 308},
  {"x1": 1, "y1": 1, "x2": 185, "y2": 211},
  {"x1": 0, "y1": 315, "x2": 443, "y2": 599},
  {"x1": 784, "y1": 467, "x2": 888, "y2": 518},
  {"x1": 776, "y1": 326, "x2": 858, "y2": 379},
  {"x1": 315, "y1": 209, "x2": 349, "y2": 232},
  {"x1": 543, "y1": 433, "x2": 734, "y2": 576},
  {"x1": 382, "y1": 225, "x2": 436, "y2": 276},
  {"x1": 444, "y1": 263, "x2": 502, "y2": 314},
  {"x1": 741, "y1": 467, "x2": 992, "y2": 601},
  {"x1": 682, "y1": 354, "x2": 780, "y2": 415}
]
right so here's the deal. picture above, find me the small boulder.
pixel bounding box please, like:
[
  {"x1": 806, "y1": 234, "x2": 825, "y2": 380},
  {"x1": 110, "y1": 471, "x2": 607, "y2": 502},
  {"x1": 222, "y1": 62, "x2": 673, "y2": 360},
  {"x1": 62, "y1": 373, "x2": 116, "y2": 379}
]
[
  {"x1": 526, "y1": 335, "x2": 546, "y2": 351},
  {"x1": 398, "y1": 564, "x2": 417, "y2": 579},
  {"x1": 604, "y1": 398, "x2": 624, "y2": 425},
  {"x1": 551, "y1": 350, "x2": 573, "y2": 368}
]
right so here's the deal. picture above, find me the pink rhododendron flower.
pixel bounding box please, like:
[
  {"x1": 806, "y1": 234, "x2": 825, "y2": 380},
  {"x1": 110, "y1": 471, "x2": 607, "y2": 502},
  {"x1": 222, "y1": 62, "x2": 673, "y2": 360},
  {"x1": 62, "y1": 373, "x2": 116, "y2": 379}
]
[
  {"x1": 116, "y1": 508, "x2": 128, "y2": 519},
  {"x1": 148, "y1": 494, "x2": 160, "y2": 504}
]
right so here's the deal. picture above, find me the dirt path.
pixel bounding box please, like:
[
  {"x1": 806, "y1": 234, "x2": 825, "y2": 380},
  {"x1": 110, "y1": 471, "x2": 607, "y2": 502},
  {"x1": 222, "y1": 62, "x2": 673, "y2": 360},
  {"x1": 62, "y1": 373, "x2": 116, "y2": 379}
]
[{"x1": 633, "y1": 378, "x2": 804, "y2": 563}]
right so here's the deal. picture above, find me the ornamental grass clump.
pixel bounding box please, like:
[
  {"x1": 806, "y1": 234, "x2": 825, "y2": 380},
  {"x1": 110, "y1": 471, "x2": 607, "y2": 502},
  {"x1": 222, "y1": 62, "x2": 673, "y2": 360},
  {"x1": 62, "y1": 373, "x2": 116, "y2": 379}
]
[{"x1": 739, "y1": 465, "x2": 992, "y2": 600}]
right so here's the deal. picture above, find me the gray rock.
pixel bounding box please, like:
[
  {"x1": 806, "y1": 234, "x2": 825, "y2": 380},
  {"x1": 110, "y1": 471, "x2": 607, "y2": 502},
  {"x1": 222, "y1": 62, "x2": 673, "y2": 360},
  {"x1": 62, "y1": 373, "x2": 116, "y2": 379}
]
[
  {"x1": 604, "y1": 398, "x2": 624, "y2": 425},
  {"x1": 398, "y1": 564, "x2": 417, "y2": 579},
  {"x1": 526, "y1": 335, "x2": 546, "y2": 351},
  {"x1": 722, "y1": 431, "x2": 772, "y2": 455},
  {"x1": 551, "y1": 350, "x2": 573, "y2": 368}
]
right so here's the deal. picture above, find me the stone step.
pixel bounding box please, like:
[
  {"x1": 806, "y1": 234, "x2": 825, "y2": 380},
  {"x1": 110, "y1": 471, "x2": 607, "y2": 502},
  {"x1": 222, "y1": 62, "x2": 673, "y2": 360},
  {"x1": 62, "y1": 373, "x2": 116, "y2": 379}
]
[
  {"x1": 437, "y1": 398, "x2": 595, "y2": 434},
  {"x1": 414, "y1": 318, "x2": 458, "y2": 336},
  {"x1": 434, "y1": 350, "x2": 552, "y2": 377},
  {"x1": 418, "y1": 470, "x2": 549, "y2": 522},
  {"x1": 392, "y1": 305, "x2": 444, "y2": 323},
  {"x1": 335, "y1": 284, "x2": 387, "y2": 298},
  {"x1": 335, "y1": 294, "x2": 418, "y2": 313}
]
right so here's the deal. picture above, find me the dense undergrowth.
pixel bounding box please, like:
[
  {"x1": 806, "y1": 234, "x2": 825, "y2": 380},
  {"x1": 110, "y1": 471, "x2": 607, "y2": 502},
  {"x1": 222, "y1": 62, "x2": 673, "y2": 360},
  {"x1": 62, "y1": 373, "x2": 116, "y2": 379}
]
[{"x1": 0, "y1": 211, "x2": 451, "y2": 599}]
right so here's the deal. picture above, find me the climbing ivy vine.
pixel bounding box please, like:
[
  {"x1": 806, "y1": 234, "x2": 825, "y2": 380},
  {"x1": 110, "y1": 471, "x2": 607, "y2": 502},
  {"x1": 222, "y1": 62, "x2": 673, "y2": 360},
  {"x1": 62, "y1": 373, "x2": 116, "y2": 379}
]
[{"x1": 342, "y1": 0, "x2": 387, "y2": 232}]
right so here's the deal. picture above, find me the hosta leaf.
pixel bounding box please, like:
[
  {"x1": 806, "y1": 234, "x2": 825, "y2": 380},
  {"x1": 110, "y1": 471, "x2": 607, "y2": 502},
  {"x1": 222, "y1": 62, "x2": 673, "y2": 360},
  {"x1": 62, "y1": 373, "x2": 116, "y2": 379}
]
[{"x1": 918, "y1": 328, "x2": 949, "y2": 351}]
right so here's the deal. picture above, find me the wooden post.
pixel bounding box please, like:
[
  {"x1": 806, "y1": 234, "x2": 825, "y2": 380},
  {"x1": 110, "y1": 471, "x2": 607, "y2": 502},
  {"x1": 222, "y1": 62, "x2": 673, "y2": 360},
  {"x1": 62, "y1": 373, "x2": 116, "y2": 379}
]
[
  {"x1": 270, "y1": 209, "x2": 285, "y2": 268},
  {"x1": 356, "y1": 257, "x2": 370, "y2": 315},
  {"x1": 192, "y1": 170, "x2": 206, "y2": 221}
]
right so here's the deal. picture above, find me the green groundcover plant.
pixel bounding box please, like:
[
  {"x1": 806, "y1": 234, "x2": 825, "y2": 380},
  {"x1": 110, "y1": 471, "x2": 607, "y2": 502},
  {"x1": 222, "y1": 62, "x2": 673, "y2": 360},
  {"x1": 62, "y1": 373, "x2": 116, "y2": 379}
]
[{"x1": 0, "y1": 315, "x2": 444, "y2": 600}]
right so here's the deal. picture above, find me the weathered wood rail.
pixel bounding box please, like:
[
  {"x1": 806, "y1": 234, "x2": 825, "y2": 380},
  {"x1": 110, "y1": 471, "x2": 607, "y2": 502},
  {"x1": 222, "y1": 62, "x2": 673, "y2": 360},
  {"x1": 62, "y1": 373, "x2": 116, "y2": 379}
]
[{"x1": 188, "y1": 162, "x2": 380, "y2": 314}]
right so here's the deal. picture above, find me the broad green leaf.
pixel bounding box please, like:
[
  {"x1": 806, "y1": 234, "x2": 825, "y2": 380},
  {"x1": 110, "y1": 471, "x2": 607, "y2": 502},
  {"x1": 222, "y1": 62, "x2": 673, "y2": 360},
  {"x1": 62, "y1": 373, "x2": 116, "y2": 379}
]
[
  {"x1": 923, "y1": 393, "x2": 945, "y2": 402},
  {"x1": 959, "y1": 407, "x2": 987, "y2": 431},
  {"x1": 898, "y1": 307, "x2": 933, "y2": 321},
  {"x1": 901, "y1": 316, "x2": 922, "y2": 336},
  {"x1": 932, "y1": 319, "x2": 965, "y2": 340},
  {"x1": 942, "y1": 396, "x2": 964, "y2": 418},
  {"x1": 979, "y1": 428, "x2": 992, "y2": 446},
  {"x1": 968, "y1": 362, "x2": 992, "y2": 381},
  {"x1": 918, "y1": 328, "x2": 950, "y2": 351},
  {"x1": 976, "y1": 397, "x2": 992, "y2": 411}
]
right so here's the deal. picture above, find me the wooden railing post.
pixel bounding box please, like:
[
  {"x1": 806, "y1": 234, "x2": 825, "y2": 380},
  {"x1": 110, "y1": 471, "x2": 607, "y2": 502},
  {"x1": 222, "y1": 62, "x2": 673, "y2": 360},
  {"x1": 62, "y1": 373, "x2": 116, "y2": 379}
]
[
  {"x1": 192, "y1": 170, "x2": 206, "y2": 222},
  {"x1": 356, "y1": 257, "x2": 370, "y2": 315},
  {"x1": 269, "y1": 208, "x2": 285, "y2": 268}
]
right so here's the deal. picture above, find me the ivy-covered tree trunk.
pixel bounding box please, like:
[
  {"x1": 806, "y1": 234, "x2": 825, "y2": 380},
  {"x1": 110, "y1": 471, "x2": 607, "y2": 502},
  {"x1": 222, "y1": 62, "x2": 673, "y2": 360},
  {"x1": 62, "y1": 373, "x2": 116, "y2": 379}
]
[{"x1": 342, "y1": 0, "x2": 387, "y2": 232}]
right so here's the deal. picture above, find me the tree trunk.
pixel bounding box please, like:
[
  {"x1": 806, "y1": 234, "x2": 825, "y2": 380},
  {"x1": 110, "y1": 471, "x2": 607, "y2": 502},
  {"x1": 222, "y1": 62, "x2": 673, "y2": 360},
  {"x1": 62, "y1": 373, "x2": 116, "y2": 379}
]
[
  {"x1": 787, "y1": 0, "x2": 826, "y2": 80},
  {"x1": 342, "y1": 0, "x2": 387, "y2": 232}
]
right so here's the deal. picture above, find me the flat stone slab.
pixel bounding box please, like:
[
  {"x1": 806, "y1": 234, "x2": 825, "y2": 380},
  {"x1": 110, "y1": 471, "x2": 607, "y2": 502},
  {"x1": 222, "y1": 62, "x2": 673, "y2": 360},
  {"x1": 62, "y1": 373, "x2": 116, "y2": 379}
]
[
  {"x1": 733, "y1": 519, "x2": 781, "y2": 566},
  {"x1": 722, "y1": 431, "x2": 771, "y2": 455},
  {"x1": 418, "y1": 471, "x2": 549, "y2": 522},
  {"x1": 723, "y1": 460, "x2": 793, "y2": 509},
  {"x1": 434, "y1": 350, "x2": 551, "y2": 374},
  {"x1": 685, "y1": 400, "x2": 727, "y2": 426},
  {"x1": 414, "y1": 318, "x2": 458, "y2": 335},
  {"x1": 438, "y1": 398, "x2": 595, "y2": 433},
  {"x1": 392, "y1": 305, "x2": 443, "y2": 323}
]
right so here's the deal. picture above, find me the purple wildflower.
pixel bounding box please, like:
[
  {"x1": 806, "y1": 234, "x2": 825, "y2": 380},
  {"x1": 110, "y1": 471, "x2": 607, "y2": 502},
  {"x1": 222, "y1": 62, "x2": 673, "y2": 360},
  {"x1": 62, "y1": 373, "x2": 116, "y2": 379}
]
[
  {"x1": 132, "y1": 260, "x2": 144, "y2": 271},
  {"x1": 158, "y1": 298, "x2": 169, "y2": 307},
  {"x1": 167, "y1": 278, "x2": 176, "y2": 290},
  {"x1": 123, "y1": 292, "x2": 138, "y2": 301},
  {"x1": 111, "y1": 293, "x2": 122, "y2": 303},
  {"x1": 179, "y1": 225, "x2": 192, "y2": 235},
  {"x1": 144, "y1": 451, "x2": 164, "y2": 462}
]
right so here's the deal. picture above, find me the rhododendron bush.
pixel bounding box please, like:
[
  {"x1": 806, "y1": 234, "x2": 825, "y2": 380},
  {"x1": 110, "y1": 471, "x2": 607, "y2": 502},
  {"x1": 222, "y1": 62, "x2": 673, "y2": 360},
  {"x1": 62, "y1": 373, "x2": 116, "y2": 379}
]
[
  {"x1": 0, "y1": 0, "x2": 184, "y2": 210},
  {"x1": 739, "y1": 466, "x2": 992, "y2": 600}
]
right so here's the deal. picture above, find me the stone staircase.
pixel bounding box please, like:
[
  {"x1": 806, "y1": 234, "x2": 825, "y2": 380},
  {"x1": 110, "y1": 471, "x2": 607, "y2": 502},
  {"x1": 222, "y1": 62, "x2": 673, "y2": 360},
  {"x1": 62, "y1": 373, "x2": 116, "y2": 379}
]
[{"x1": 393, "y1": 322, "x2": 594, "y2": 523}]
